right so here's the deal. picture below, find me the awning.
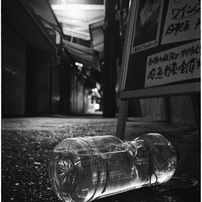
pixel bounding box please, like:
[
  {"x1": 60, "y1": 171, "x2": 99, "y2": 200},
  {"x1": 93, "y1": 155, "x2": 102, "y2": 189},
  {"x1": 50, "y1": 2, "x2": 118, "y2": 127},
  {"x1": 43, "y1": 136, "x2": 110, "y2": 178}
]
[{"x1": 49, "y1": 0, "x2": 105, "y2": 70}]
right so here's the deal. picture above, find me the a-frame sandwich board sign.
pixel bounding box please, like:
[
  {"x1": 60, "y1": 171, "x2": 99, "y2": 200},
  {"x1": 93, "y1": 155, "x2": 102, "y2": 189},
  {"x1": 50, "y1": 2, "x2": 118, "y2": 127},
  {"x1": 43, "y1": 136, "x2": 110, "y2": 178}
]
[{"x1": 116, "y1": 0, "x2": 200, "y2": 140}]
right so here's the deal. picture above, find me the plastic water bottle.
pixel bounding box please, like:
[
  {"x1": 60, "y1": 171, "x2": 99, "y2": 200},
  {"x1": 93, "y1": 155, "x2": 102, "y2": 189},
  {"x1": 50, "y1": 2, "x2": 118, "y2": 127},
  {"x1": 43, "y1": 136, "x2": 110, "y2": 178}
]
[{"x1": 49, "y1": 133, "x2": 177, "y2": 202}]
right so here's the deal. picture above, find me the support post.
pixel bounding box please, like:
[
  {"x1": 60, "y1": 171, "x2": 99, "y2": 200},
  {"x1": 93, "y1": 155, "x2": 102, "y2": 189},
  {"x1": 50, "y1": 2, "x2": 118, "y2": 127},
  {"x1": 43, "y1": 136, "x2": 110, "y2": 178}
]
[
  {"x1": 103, "y1": 0, "x2": 117, "y2": 118},
  {"x1": 116, "y1": 100, "x2": 129, "y2": 140}
]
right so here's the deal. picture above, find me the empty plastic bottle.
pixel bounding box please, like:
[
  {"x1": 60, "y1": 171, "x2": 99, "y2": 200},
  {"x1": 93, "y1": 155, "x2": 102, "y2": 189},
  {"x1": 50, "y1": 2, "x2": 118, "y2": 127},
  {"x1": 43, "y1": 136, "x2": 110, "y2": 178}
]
[{"x1": 49, "y1": 133, "x2": 177, "y2": 202}]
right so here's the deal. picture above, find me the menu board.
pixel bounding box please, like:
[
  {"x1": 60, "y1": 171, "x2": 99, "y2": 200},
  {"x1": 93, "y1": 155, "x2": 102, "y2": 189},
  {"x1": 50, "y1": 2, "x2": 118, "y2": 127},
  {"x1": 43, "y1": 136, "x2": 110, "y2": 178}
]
[{"x1": 118, "y1": 0, "x2": 200, "y2": 99}]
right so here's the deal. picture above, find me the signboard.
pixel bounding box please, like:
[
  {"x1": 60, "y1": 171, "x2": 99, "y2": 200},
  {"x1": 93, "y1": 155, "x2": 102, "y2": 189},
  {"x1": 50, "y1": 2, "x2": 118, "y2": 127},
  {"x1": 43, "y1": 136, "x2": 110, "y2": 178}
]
[
  {"x1": 116, "y1": 0, "x2": 200, "y2": 140},
  {"x1": 118, "y1": 0, "x2": 200, "y2": 99}
]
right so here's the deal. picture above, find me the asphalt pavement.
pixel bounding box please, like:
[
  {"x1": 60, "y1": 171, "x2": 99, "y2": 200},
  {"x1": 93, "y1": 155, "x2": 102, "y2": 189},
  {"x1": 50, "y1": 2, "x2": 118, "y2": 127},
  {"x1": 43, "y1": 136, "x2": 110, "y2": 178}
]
[{"x1": 1, "y1": 116, "x2": 200, "y2": 202}]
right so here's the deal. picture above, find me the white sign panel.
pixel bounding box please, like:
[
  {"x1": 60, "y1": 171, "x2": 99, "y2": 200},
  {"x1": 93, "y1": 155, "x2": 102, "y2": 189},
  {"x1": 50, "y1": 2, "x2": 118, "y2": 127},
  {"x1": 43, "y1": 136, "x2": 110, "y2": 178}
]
[
  {"x1": 162, "y1": 0, "x2": 200, "y2": 44},
  {"x1": 145, "y1": 41, "x2": 200, "y2": 88}
]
